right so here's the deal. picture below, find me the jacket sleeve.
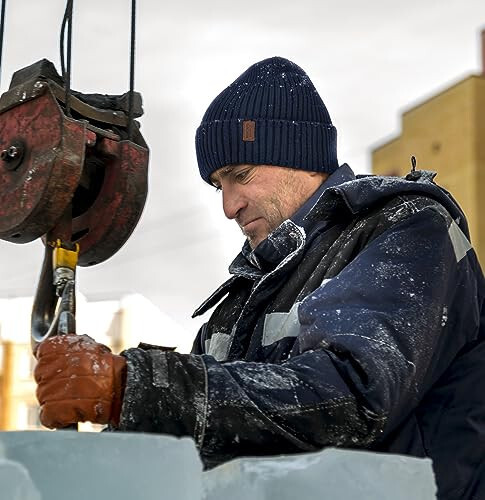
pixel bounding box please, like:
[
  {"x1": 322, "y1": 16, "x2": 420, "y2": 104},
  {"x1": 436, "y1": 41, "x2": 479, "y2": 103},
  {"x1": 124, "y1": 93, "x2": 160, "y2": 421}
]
[{"x1": 116, "y1": 204, "x2": 483, "y2": 466}]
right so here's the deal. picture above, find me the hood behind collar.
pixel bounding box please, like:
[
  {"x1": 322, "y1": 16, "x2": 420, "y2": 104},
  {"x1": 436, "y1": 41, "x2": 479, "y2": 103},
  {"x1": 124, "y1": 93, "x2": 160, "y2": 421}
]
[{"x1": 307, "y1": 170, "x2": 470, "y2": 237}]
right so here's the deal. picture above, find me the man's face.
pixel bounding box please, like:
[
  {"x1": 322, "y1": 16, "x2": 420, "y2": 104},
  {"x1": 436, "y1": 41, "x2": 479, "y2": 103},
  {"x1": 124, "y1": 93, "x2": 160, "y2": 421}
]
[{"x1": 210, "y1": 164, "x2": 327, "y2": 249}]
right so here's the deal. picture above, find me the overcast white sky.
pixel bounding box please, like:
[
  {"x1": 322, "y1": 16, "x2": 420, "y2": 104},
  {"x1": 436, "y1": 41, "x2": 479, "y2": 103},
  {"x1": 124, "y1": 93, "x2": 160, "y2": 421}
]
[{"x1": 0, "y1": 0, "x2": 484, "y2": 339}]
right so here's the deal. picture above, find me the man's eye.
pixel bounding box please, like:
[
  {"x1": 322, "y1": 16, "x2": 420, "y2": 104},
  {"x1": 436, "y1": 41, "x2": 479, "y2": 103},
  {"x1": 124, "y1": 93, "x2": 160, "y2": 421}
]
[{"x1": 235, "y1": 169, "x2": 252, "y2": 183}]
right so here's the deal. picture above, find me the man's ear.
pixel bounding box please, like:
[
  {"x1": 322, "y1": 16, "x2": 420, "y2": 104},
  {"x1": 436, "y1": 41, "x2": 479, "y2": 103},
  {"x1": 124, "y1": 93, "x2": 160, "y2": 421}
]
[{"x1": 308, "y1": 171, "x2": 329, "y2": 180}]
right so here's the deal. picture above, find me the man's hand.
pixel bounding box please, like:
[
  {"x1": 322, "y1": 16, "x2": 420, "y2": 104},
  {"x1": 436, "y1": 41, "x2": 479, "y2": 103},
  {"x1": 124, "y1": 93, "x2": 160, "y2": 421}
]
[{"x1": 34, "y1": 334, "x2": 127, "y2": 429}]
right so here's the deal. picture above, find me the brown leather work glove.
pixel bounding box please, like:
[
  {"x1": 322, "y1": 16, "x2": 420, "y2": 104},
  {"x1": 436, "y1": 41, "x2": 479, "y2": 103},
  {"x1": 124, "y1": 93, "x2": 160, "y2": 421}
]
[{"x1": 34, "y1": 334, "x2": 127, "y2": 429}]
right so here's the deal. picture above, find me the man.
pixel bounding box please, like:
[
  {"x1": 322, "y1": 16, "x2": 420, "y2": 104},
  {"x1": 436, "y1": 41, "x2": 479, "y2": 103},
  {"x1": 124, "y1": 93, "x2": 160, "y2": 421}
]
[{"x1": 35, "y1": 57, "x2": 484, "y2": 499}]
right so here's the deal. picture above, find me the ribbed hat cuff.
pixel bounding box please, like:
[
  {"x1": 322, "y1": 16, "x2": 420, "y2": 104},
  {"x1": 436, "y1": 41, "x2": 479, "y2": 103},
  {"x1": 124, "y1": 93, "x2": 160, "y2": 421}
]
[{"x1": 196, "y1": 118, "x2": 338, "y2": 184}]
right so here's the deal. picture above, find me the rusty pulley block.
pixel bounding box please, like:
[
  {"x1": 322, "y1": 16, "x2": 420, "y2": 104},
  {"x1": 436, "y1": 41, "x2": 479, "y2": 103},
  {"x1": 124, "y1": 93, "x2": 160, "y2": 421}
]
[{"x1": 0, "y1": 59, "x2": 149, "y2": 266}]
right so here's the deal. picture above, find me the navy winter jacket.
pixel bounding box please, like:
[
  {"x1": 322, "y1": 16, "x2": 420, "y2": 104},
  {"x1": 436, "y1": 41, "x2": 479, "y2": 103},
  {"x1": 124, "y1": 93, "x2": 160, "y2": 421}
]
[{"x1": 117, "y1": 165, "x2": 485, "y2": 500}]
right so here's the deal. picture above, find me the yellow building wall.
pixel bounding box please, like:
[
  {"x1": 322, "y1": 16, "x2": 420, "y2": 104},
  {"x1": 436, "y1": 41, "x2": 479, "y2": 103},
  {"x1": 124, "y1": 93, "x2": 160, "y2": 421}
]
[
  {"x1": 372, "y1": 75, "x2": 485, "y2": 265},
  {"x1": 474, "y1": 77, "x2": 485, "y2": 264}
]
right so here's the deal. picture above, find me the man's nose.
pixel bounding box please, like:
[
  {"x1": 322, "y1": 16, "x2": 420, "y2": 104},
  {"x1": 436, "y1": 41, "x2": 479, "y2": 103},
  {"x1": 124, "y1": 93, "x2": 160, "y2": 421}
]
[{"x1": 222, "y1": 185, "x2": 247, "y2": 220}]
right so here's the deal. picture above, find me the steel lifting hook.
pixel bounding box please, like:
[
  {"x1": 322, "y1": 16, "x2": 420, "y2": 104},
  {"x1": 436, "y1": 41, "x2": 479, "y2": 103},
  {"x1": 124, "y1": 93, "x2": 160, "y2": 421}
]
[{"x1": 31, "y1": 238, "x2": 79, "y2": 354}]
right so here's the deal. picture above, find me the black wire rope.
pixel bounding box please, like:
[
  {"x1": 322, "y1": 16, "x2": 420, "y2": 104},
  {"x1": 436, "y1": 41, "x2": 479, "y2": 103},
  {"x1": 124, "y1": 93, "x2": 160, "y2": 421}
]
[
  {"x1": 60, "y1": 0, "x2": 73, "y2": 117},
  {"x1": 60, "y1": 3, "x2": 68, "y2": 76},
  {"x1": 59, "y1": 1, "x2": 136, "y2": 130},
  {"x1": 127, "y1": 0, "x2": 136, "y2": 140},
  {"x1": 0, "y1": 0, "x2": 7, "y2": 88}
]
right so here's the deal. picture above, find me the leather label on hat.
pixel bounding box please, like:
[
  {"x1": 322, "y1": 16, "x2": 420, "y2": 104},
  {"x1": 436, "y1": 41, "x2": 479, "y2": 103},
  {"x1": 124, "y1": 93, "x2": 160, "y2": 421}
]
[{"x1": 242, "y1": 120, "x2": 256, "y2": 142}]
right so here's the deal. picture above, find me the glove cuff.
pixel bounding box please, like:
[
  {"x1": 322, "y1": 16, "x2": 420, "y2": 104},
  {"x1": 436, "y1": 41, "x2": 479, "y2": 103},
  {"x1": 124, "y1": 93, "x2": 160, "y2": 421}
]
[{"x1": 110, "y1": 355, "x2": 127, "y2": 427}]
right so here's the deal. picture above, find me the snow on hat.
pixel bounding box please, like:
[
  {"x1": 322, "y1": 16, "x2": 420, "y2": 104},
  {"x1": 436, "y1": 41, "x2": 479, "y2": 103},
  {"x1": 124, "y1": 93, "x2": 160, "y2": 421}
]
[{"x1": 195, "y1": 56, "x2": 338, "y2": 184}]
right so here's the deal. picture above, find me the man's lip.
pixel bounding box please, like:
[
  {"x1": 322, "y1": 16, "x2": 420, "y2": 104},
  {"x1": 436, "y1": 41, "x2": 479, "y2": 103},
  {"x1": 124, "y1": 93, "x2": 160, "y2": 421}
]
[{"x1": 240, "y1": 217, "x2": 261, "y2": 229}]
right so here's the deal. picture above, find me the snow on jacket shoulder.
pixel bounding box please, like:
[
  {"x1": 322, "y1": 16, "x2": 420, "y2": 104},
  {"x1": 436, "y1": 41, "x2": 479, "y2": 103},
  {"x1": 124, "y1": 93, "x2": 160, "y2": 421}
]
[{"x1": 116, "y1": 170, "x2": 485, "y2": 500}]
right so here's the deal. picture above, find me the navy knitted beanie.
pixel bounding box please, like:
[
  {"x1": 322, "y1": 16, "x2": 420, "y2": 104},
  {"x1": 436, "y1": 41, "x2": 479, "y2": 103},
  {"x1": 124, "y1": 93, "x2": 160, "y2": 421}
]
[{"x1": 195, "y1": 56, "x2": 338, "y2": 184}]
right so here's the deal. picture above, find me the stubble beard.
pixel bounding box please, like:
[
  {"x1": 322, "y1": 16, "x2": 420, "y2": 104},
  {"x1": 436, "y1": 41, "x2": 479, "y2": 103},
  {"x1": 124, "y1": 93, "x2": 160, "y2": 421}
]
[
  {"x1": 243, "y1": 195, "x2": 286, "y2": 249},
  {"x1": 241, "y1": 170, "x2": 308, "y2": 249}
]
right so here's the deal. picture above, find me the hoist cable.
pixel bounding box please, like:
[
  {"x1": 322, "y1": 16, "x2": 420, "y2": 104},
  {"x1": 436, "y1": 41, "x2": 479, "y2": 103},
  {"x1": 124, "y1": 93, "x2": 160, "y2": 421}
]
[
  {"x1": 60, "y1": 3, "x2": 68, "y2": 76},
  {"x1": 65, "y1": 0, "x2": 73, "y2": 117},
  {"x1": 59, "y1": 0, "x2": 137, "y2": 131},
  {"x1": 60, "y1": 0, "x2": 73, "y2": 117},
  {"x1": 127, "y1": 0, "x2": 136, "y2": 140},
  {"x1": 0, "y1": 0, "x2": 6, "y2": 88}
]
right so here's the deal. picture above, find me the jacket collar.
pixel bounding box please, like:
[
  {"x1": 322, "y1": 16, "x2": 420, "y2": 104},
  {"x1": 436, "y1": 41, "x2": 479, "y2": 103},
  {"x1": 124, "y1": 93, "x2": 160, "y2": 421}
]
[{"x1": 292, "y1": 163, "x2": 355, "y2": 228}]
